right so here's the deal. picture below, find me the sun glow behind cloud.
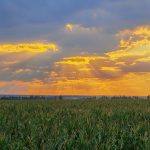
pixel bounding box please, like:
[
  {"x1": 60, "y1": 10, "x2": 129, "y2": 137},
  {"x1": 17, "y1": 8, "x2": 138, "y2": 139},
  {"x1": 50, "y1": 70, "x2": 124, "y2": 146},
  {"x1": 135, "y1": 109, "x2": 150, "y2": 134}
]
[{"x1": 65, "y1": 24, "x2": 74, "y2": 32}]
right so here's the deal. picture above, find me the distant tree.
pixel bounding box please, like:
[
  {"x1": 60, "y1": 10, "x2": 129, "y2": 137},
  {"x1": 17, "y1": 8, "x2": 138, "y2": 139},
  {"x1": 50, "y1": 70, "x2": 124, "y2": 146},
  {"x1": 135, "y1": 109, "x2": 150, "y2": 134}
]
[{"x1": 59, "y1": 95, "x2": 63, "y2": 100}]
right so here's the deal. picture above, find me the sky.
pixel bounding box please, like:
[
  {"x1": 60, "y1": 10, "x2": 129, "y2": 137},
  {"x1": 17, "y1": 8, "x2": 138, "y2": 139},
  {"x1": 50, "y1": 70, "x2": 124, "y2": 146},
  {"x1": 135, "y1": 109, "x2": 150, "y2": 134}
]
[{"x1": 0, "y1": 0, "x2": 150, "y2": 95}]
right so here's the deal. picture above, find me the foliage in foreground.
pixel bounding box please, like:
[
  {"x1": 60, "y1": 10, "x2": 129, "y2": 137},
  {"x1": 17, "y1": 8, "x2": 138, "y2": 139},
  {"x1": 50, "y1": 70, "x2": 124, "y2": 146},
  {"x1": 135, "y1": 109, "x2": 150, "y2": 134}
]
[{"x1": 0, "y1": 98, "x2": 150, "y2": 150}]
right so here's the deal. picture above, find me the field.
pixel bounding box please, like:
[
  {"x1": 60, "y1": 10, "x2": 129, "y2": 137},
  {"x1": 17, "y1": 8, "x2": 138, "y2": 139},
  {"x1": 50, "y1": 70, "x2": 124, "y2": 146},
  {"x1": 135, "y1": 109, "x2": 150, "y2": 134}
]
[{"x1": 0, "y1": 98, "x2": 150, "y2": 149}]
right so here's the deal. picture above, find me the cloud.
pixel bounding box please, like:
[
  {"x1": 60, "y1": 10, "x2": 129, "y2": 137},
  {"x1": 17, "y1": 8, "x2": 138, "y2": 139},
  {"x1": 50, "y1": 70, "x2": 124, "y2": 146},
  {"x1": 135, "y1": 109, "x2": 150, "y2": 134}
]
[
  {"x1": 0, "y1": 42, "x2": 59, "y2": 53},
  {"x1": 0, "y1": 0, "x2": 149, "y2": 42},
  {"x1": 53, "y1": 25, "x2": 150, "y2": 78},
  {"x1": 0, "y1": 42, "x2": 60, "y2": 82},
  {"x1": 45, "y1": 25, "x2": 150, "y2": 95},
  {"x1": 65, "y1": 23, "x2": 102, "y2": 33},
  {"x1": 0, "y1": 25, "x2": 149, "y2": 95},
  {"x1": 55, "y1": 23, "x2": 117, "y2": 55},
  {"x1": 0, "y1": 0, "x2": 150, "y2": 95},
  {"x1": 0, "y1": 0, "x2": 101, "y2": 27}
]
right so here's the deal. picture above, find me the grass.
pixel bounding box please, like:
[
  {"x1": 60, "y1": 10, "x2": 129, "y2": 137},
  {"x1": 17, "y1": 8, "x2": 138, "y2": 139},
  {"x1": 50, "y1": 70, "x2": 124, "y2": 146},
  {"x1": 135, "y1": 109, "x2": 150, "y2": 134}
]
[{"x1": 0, "y1": 98, "x2": 150, "y2": 149}]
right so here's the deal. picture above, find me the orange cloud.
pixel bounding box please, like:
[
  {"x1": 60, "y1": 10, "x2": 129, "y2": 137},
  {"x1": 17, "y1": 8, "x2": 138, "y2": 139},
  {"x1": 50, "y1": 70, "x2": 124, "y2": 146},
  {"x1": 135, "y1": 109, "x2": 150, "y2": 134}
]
[{"x1": 117, "y1": 25, "x2": 150, "y2": 38}]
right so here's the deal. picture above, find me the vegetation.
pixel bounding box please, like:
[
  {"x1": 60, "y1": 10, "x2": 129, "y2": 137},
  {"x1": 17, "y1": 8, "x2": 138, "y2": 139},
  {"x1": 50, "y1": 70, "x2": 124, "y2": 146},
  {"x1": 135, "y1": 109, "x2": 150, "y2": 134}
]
[{"x1": 0, "y1": 98, "x2": 150, "y2": 149}]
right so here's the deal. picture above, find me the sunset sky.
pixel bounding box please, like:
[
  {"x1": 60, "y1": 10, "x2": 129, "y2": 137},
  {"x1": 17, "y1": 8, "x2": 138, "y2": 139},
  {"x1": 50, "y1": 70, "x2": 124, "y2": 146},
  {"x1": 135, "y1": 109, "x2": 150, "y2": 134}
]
[{"x1": 0, "y1": 0, "x2": 150, "y2": 95}]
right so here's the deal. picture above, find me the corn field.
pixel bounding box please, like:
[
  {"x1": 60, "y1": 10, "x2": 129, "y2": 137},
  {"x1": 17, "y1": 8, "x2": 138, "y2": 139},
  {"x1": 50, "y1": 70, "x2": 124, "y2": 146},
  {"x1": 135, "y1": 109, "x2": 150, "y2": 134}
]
[{"x1": 0, "y1": 98, "x2": 150, "y2": 149}]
